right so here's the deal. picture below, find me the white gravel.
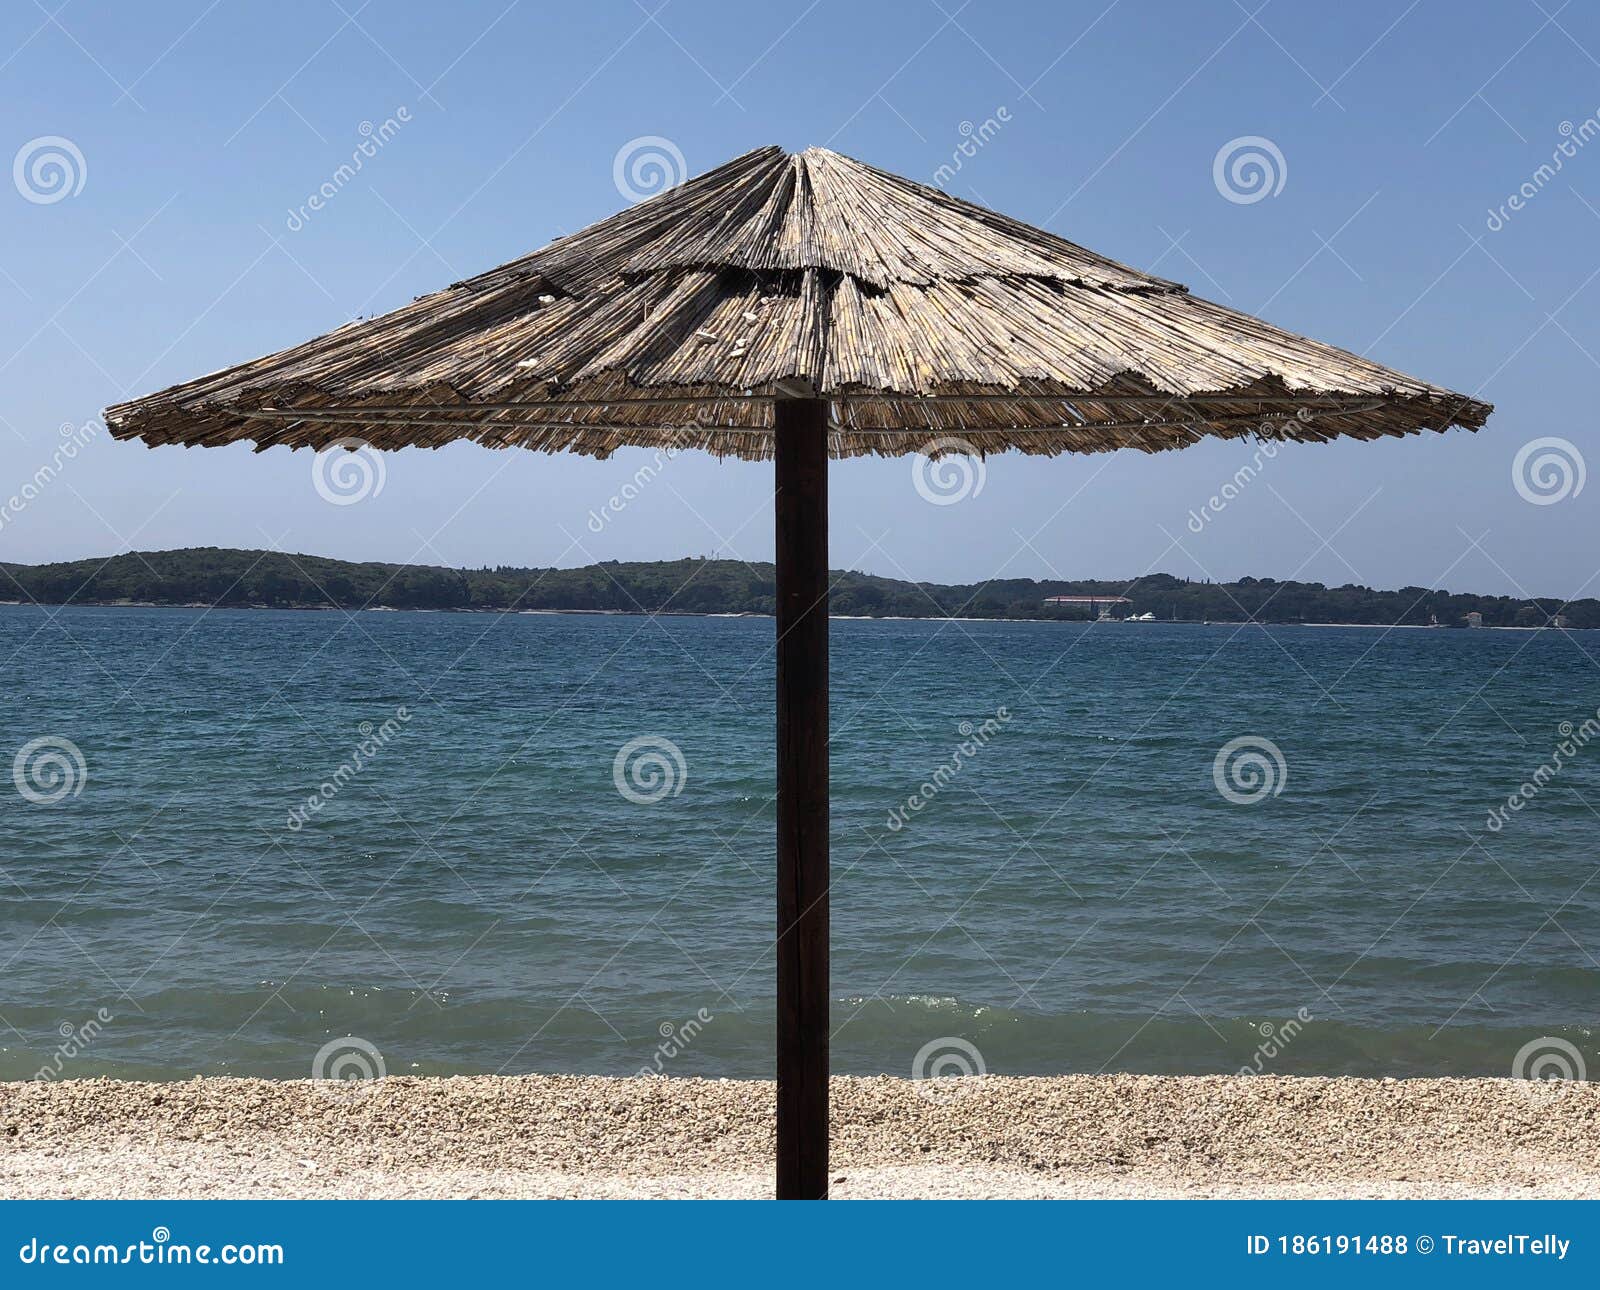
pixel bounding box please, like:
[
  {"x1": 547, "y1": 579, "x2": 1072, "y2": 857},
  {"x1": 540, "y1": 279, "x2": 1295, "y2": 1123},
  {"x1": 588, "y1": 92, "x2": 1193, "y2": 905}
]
[{"x1": 3, "y1": 1072, "x2": 1595, "y2": 1199}]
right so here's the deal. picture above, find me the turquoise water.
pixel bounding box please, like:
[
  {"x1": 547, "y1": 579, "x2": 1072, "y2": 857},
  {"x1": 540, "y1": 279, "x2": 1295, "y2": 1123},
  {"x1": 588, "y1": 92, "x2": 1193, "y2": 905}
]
[{"x1": 1, "y1": 605, "x2": 1596, "y2": 1082}]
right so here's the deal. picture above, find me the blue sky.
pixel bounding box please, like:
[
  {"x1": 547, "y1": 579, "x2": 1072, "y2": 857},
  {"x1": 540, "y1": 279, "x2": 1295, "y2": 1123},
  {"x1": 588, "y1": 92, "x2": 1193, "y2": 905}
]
[{"x1": 1, "y1": 0, "x2": 1596, "y2": 597}]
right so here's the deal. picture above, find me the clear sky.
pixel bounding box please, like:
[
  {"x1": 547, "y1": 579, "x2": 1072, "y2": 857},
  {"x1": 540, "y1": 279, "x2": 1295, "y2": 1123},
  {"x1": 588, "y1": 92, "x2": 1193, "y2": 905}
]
[{"x1": 2, "y1": 0, "x2": 1596, "y2": 598}]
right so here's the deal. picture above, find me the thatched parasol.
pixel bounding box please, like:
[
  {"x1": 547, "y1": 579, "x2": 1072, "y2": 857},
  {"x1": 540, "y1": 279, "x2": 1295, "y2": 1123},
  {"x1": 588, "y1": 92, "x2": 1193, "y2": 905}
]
[{"x1": 106, "y1": 144, "x2": 1490, "y2": 1199}]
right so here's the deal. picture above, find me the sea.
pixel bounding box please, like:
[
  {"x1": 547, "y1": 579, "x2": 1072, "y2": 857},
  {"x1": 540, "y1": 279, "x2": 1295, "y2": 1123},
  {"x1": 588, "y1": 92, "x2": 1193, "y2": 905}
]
[{"x1": 1, "y1": 604, "x2": 1595, "y2": 1084}]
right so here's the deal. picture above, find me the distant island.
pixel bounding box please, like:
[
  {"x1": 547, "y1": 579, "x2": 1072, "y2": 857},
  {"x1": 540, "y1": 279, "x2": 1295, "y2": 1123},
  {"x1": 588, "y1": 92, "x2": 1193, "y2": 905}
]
[{"x1": 0, "y1": 548, "x2": 1590, "y2": 628}]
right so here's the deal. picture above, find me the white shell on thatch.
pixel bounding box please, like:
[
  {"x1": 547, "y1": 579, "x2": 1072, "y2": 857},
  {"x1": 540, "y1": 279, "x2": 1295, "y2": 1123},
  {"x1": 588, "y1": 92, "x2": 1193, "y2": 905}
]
[{"x1": 105, "y1": 145, "x2": 1489, "y2": 460}]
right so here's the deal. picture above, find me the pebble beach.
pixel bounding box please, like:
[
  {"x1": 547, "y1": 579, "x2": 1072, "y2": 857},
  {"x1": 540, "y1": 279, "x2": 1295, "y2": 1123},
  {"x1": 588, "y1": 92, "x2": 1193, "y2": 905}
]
[{"x1": 3, "y1": 1073, "x2": 1595, "y2": 1200}]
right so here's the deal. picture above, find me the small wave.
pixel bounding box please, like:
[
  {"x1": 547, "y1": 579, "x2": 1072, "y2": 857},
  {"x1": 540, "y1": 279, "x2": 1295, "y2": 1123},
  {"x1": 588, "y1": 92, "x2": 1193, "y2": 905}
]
[{"x1": 837, "y1": 994, "x2": 966, "y2": 1012}]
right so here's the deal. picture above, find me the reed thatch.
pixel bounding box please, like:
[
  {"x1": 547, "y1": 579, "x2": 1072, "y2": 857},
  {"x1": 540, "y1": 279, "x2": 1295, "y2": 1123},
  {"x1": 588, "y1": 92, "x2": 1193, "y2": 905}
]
[{"x1": 106, "y1": 145, "x2": 1490, "y2": 460}]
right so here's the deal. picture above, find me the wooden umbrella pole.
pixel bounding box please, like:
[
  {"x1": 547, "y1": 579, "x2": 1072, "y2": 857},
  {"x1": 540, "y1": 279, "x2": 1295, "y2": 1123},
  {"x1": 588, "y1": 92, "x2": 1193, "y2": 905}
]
[{"x1": 773, "y1": 396, "x2": 830, "y2": 1200}]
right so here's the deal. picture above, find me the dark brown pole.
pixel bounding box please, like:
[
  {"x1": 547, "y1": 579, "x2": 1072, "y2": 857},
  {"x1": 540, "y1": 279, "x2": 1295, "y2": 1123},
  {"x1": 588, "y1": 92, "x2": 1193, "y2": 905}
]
[{"x1": 773, "y1": 395, "x2": 829, "y2": 1201}]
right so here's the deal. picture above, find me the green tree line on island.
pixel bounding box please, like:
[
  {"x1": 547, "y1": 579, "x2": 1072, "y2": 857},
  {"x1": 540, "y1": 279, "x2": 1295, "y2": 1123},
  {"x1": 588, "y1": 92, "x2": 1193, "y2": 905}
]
[{"x1": 0, "y1": 547, "x2": 1593, "y2": 628}]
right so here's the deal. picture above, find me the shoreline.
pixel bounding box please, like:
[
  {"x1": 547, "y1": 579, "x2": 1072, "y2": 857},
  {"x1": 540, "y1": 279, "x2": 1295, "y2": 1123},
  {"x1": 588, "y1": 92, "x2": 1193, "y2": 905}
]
[
  {"x1": 4, "y1": 1072, "x2": 1595, "y2": 1200},
  {"x1": 0, "y1": 601, "x2": 1583, "y2": 631}
]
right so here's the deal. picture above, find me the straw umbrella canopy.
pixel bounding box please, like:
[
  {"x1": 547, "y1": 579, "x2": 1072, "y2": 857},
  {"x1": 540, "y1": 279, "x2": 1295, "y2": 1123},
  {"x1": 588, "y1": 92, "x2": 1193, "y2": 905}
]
[{"x1": 106, "y1": 144, "x2": 1491, "y2": 1200}]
